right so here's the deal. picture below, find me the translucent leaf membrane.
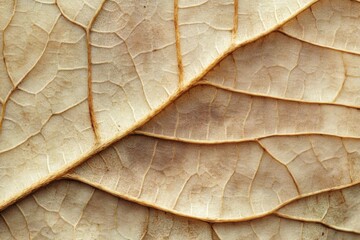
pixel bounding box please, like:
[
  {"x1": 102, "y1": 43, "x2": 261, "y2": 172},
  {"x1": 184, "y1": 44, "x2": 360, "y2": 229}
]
[
  {"x1": 56, "y1": 0, "x2": 104, "y2": 28},
  {"x1": 92, "y1": 0, "x2": 318, "y2": 137},
  {"x1": 90, "y1": 0, "x2": 178, "y2": 139},
  {"x1": 0, "y1": 0, "x2": 319, "y2": 211},
  {"x1": 281, "y1": 0, "x2": 360, "y2": 54},
  {"x1": 178, "y1": 0, "x2": 317, "y2": 83},
  {"x1": 277, "y1": 184, "x2": 360, "y2": 234},
  {"x1": 204, "y1": 32, "x2": 360, "y2": 106},
  {"x1": 234, "y1": 0, "x2": 316, "y2": 44},
  {"x1": 68, "y1": 132, "x2": 360, "y2": 221},
  {"x1": 0, "y1": 180, "x2": 359, "y2": 240},
  {"x1": 212, "y1": 216, "x2": 360, "y2": 240},
  {"x1": 0, "y1": 180, "x2": 215, "y2": 240},
  {"x1": 1, "y1": 0, "x2": 360, "y2": 236},
  {"x1": 0, "y1": 0, "x2": 96, "y2": 208},
  {"x1": 68, "y1": 0, "x2": 360, "y2": 220},
  {"x1": 69, "y1": 79, "x2": 360, "y2": 221},
  {"x1": 0, "y1": 0, "x2": 14, "y2": 113},
  {"x1": 139, "y1": 85, "x2": 360, "y2": 142},
  {"x1": 3, "y1": 0, "x2": 61, "y2": 85},
  {"x1": 178, "y1": 0, "x2": 234, "y2": 83}
]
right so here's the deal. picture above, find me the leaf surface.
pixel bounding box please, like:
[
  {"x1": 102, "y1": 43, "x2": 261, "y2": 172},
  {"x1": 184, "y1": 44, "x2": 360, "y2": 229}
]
[
  {"x1": 0, "y1": 0, "x2": 15, "y2": 123},
  {"x1": 276, "y1": 183, "x2": 360, "y2": 234},
  {"x1": 0, "y1": 0, "x2": 317, "y2": 210},
  {"x1": 0, "y1": 180, "x2": 215, "y2": 240},
  {"x1": 280, "y1": 0, "x2": 360, "y2": 54},
  {"x1": 68, "y1": 7, "x2": 360, "y2": 220},
  {"x1": 1, "y1": 180, "x2": 359, "y2": 240},
  {"x1": 213, "y1": 215, "x2": 360, "y2": 240},
  {"x1": 2, "y1": 0, "x2": 360, "y2": 238}
]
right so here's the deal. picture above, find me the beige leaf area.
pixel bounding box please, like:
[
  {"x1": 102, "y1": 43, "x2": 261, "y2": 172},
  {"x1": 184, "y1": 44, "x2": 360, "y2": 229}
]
[
  {"x1": 67, "y1": 132, "x2": 360, "y2": 221},
  {"x1": 276, "y1": 184, "x2": 360, "y2": 234},
  {"x1": 0, "y1": 0, "x2": 317, "y2": 211},
  {"x1": 1, "y1": 180, "x2": 360, "y2": 240},
  {"x1": 281, "y1": 0, "x2": 360, "y2": 54},
  {"x1": 2, "y1": 0, "x2": 360, "y2": 239}
]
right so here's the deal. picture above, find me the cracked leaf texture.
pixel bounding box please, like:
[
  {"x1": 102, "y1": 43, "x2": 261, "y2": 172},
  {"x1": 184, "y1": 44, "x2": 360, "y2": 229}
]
[{"x1": 1, "y1": 0, "x2": 360, "y2": 239}]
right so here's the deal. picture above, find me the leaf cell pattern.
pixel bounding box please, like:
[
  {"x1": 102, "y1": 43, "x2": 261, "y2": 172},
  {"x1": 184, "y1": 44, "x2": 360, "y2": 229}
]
[{"x1": 1, "y1": 0, "x2": 360, "y2": 239}]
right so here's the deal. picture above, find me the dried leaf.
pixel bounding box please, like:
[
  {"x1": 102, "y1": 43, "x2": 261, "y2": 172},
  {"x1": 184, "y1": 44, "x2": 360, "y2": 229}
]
[
  {"x1": 1, "y1": 180, "x2": 358, "y2": 239},
  {"x1": 2, "y1": 0, "x2": 360, "y2": 238},
  {"x1": 0, "y1": 180, "x2": 215, "y2": 239},
  {"x1": 0, "y1": 0, "x2": 317, "y2": 210},
  {"x1": 213, "y1": 215, "x2": 360, "y2": 240},
  {"x1": 276, "y1": 184, "x2": 360, "y2": 234},
  {"x1": 68, "y1": 24, "x2": 360, "y2": 220}
]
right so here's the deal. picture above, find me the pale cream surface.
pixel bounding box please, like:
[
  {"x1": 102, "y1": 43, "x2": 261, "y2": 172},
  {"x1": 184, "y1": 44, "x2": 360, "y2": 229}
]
[
  {"x1": 277, "y1": 184, "x2": 360, "y2": 234},
  {"x1": 1, "y1": 180, "x2": 359, "y2": 240},
  {"x1": 67, "y1": 0, "x2": 360, "y2": 223},
  {"x1": 0, "y1": 0, "x2": 318, "y2": 210},
  {"x1": 2, "y1": 0, "x2": 360, "y2": 238}
]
